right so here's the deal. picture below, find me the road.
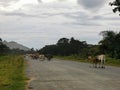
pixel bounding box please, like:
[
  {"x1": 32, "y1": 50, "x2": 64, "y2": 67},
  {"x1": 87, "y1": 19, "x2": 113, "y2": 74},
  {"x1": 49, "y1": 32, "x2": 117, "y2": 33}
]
[{"x1": 25, "y1": 57, "x2": 120, "y2": 90}]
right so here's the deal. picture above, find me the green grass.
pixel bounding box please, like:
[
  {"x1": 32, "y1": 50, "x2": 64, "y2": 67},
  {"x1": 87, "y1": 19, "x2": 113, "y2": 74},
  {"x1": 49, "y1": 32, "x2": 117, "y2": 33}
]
[
  {"x1": 55, "y1": 55, "x2": 88, "y2": 62},
  {"x1": 106, "y1": 57, "x2": 120, "y2": 67},
  {"x1": 55, "y1": 55, "x2": 120, "y2": 67},
  {"x1": 0, "y1": 55, "x2": 27, "y2": 90}
]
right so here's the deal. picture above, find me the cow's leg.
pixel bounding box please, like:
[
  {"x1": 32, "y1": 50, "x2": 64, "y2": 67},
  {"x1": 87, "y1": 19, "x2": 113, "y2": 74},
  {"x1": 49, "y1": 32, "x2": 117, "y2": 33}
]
[
  {"x1": 98, "y1": 61, "x2": 101, "y2": 68},
  {"x1": 42, "y1": 57, "x2": 45, "y2": 61},
  {"x1": 93, "y1": 63, "x2": 94, "y2": 68},
  {"x1": 100, "y1": 60, "x2": 102, "y2": 68},
  {"x1": 102, "y1": 60, "x2": 105, "y2": 68},
  {"x1": 101, "y1": 60, "x2": 105, "y2": 68},
  {"x1": 94, "y1": 62, "x2": 97, "y2": 68}
]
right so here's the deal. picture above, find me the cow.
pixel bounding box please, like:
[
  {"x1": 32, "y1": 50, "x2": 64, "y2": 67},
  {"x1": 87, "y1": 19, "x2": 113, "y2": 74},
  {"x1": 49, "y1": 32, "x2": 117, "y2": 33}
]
[
  {"x1": 97, "y1": 54, "x2": 106, "y2": 68},
  {"x1": 45, "y1": 54, "x2": 53, "y2": 61},
  {"x1": 30, "y1": 53, "x2": 39, "y2": 60},
  {"x1": 88, "y1": 54, "x2": 106, "y2": 68},
  {"x1": 39, "y1": 54, "x2": 45, "y2": 61}
]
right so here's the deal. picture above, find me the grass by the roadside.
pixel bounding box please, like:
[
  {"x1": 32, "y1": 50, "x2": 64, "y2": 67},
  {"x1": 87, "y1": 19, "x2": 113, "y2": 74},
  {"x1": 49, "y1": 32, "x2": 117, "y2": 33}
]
[
  {"x1": 106, "y1": 57, "x2": 120, "y2": 67},
  {"x1": 0, "y1": 55, "x2": 27, "y2": 90},
  {"x1": 55, "y1": 55, "x2": 120, "y2": 67},
  {"x1": 55, "y1": 55, "x2": 88, "y2": 62}
]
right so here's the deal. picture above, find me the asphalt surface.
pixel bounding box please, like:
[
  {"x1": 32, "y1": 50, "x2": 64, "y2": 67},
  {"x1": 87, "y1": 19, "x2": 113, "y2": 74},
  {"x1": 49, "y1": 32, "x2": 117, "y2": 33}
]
[{"x1": 25, "y1": 56, "x2": 120, "y2": 90}]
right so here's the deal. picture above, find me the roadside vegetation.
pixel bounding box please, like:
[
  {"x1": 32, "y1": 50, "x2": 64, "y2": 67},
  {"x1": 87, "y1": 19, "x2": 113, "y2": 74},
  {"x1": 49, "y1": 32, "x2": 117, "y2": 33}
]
[
  {"x1": 0, "y1": 55, "x2": 27, "y2": 90},
  {"x1": 39, "y1": 31, "x2": 120, "y2": 66},
  {"x1": 0, "y1": 30, "x2": 120, "y2": 90},
  {"x1": 55, "y1": 55, "x2": 120, "y2": 67}
]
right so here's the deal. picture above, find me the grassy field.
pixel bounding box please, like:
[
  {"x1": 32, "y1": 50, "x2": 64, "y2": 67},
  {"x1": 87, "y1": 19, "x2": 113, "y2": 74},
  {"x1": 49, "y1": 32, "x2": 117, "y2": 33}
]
[
  {"x1": 0, "y1": 55, "x2": 27, "y2": 90},
  {"x1": 55, "y1": 55, "x2": 120, "y2": 67}
]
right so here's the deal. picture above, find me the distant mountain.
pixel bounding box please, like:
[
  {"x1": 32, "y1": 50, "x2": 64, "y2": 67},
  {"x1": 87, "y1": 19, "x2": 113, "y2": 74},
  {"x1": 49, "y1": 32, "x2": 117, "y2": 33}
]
[{"x1": 3, "y1": 41, "x2": 30, "y2": 51}]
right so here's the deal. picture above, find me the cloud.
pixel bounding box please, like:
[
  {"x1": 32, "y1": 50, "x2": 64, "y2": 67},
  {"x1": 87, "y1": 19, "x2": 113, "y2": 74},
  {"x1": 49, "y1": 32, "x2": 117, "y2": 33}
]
[
  {"x1": 1, "y1": 12, "x2": 43, "y2": 18},
  {"x1": 77, "y1": 0, "x2": 106, "y2": 11},
  {"x1": 0, "y1": 0, "x2": 120, "y2": 49},
  {"x1": 0, "y1": 0, "x2": 18, "y2": 7},
  {"x1": 0, "y1": 0, "x2": 18, "y2": 3},
  {"x1": 38, "y1": 0, "x2": 42, "y2": 3},
  {"x1": 2, "y1": 12, "x2": 33, "y2": 17},
  {"x1": 0, "y1": 0, "x2": 40, "y2": 12}
]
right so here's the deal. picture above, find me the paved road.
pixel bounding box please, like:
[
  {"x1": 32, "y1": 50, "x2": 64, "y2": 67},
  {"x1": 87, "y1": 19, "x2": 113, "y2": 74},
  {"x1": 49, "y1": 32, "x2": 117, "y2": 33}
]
[{"x1": 25, "y1": 57, "x2": 120, "y2": 90}]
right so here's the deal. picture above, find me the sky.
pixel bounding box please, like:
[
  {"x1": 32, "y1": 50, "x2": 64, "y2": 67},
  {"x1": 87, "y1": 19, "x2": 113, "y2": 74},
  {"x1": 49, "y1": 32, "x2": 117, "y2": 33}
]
[{"x1": 0, "y1": 0, "x2": 120, "y2": 49}]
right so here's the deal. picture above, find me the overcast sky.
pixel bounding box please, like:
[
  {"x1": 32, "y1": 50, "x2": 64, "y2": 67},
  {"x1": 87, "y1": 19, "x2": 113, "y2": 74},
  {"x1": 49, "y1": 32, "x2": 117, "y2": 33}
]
[{"x1": 0, "y1": 0, "x2": 120, "y2": 49}]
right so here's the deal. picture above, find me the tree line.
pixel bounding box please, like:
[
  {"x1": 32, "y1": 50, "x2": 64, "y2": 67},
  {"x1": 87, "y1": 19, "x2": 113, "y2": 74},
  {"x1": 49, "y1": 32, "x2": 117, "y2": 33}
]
[
  {"x1": 39, "y1": 31, "x2": 120, "y2": 59},
  {"x1": 1, "y1": 30, "x2": 120, "y2": 59}
]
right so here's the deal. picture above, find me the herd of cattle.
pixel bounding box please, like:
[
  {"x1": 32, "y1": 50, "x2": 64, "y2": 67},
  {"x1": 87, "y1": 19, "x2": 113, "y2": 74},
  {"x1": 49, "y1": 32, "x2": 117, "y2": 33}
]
[
  {"x1": 26, "y1": 53, "x2": 53, "y2": 61},
  {"x1": 25, "y1": 53, "x2": 106, "y2": 68}
]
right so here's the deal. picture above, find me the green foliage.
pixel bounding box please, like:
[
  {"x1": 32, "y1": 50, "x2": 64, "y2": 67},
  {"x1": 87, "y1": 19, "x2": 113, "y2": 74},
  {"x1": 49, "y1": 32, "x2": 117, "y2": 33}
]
[
  {"x1": 109, "y1": 0, "x2": 120, "y2": 15},
  {"x1": 99, "y1": 31, "x2": 120, "y2": 59},
  {"x1": 39, "y1": 37, "x2": 88, "y2": 56},
  {"x1": 0, "y1": 38, "x2": 10, "y2": 55},
  {"x1": 105, "y1": 56, "x2": 120, "y2": 66},
  {"x1": 0, "y1": 55, "x2": 26, "y2": 90},
  {"x1": 55, "y1": 55, "x2": 120, "y2": 67},
  {"x1": 39, "y1": 45, "x2": 57, "y2": 55},
  {"x1": 55, "y1": 55, "x2": 87, "y2": 62},
  {"x1": 39, "y1": 30, "x2": 120, "y2": 60},
  {"x1": 57, "y1": 38, "x2": 69, "y2": 45}
]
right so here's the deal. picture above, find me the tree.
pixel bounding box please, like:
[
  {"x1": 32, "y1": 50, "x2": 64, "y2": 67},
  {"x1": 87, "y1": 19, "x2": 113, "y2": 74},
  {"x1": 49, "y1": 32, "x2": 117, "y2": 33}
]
[
  {"x1": 39, "y1": 45, "x2": 58, "y2": 55},
  {"x1": 0, "y1": 38, "x2": 2, "y2": 44},
  {"x1": 56, "y1": 38, "x2": 70, "y2": 56},
  {"x1": 109, "y1": 0, "x2": 120, "y2": 15},
  {"x1": 99, "y1": 31, "x2": 116, "y2": 57},
  {"x1": 99, "y1": 31, "x2": 120, "y2": 59},
  {"x1": 69, "y1": 37, "x2": 87, "y2": 54},
  {"x1": 114, "y1": 32, "x2": 120, "y2": 58},
  {"x1": 0, "y1": 38, "x2": 10, "y2": 55},
  {"x1": 57, "y1": 38, "x2": 69, "y2": 45}
]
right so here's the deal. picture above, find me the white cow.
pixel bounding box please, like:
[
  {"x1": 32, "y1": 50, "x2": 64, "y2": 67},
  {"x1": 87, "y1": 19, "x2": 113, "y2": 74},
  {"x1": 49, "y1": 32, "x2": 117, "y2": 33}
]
[
  {"x1": 97, "y1": 54, "x2": 106, "y2": 68},
  {"x1": 39, "y1": 54, "x2": 45, "y2": 61}
]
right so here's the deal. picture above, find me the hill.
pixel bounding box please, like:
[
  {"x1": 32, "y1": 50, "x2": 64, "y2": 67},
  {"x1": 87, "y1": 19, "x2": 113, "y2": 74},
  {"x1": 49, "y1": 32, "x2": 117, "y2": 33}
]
[{"x1": 3, "y1": 40, "x2": 30, "y2": 51}]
